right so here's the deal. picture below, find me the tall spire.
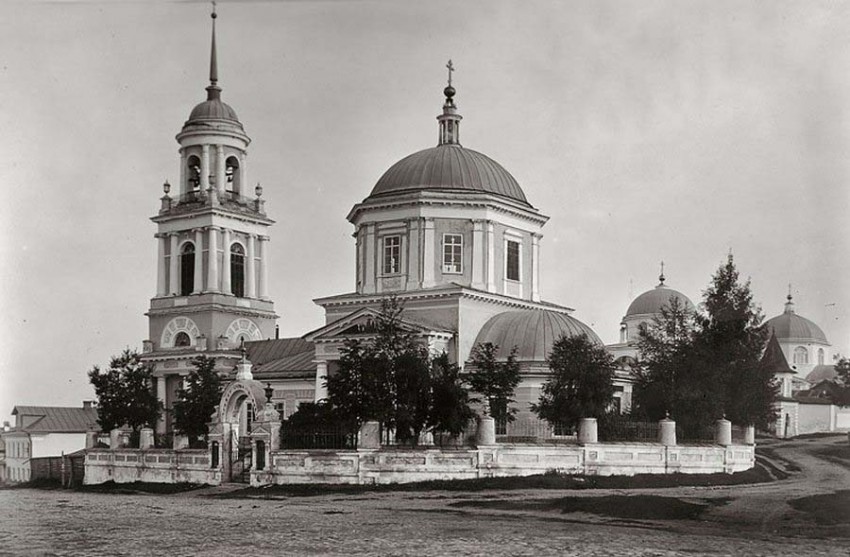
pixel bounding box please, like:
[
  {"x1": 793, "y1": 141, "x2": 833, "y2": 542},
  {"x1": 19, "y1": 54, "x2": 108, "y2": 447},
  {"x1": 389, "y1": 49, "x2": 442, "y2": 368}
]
[
  {"x1": 658, "y1": 261, "x2": 666, "y2": 286},
  {"x1": 206, "y1": 2, "x2": 221, "y2": 101},
  {"x1": 437, "y1": 59, "x2": 462, "y2": 146}
]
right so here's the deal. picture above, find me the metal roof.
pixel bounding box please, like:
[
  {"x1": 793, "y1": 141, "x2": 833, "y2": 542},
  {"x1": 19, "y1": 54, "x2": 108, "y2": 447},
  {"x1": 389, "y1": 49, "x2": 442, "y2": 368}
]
[
  {"x1": 368, "y1": 145, "x2": 530, "y2": 206},
  {"x1": 11, "y1": 406, "x2": 99, "y2": 433},
  {"x1": 806, "y1": 364, "x2": 837, "y2": 384},
  {"x1": 245, "y1": 338, "x2": 313, "y2": 367},
  {"x1": 766, "y1": 311, "x2": 828, "y2": 344},
  {"x1": 625, "y1": 284, "x2": 694, "y2": 318},
  {"x1": 761, "y1": 333, "x2": 794, "y2": 374},
  {"x1": 472, "y1": 309, "x2": 602, "y2": 362}
]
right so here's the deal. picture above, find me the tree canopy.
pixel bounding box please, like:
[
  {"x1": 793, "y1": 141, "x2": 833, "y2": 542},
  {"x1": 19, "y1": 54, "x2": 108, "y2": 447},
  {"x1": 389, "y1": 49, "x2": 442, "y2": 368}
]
[
  {"x1": 467, "y1": 342, "x2": 521, "y2": 426},
  {"x1": 88, "y1": 349, "x2": 161, "y2": 434},
  {"x1": 172, "y1": 355, "x2": 224, "y2": 444},
  {"x1": 532, "y1": 333, "x2": 615, "y2": 430},
  {"x1": 634, "y1": 254, "x2": 777, "y2": 435}
]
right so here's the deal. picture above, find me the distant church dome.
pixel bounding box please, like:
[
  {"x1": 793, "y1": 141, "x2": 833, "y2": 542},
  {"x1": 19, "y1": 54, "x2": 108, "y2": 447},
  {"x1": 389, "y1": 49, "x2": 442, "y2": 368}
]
[
  {"x1": 625, "y1": 274, "x2": 694, "y2": 318},
  {"x1": 473, "y1": 310, "x2": 602, "y2": 362},
  {"x1": 369, "y1": 146, "x2": 529, "y2": 206},
  {"x1": 366, "y1": 75, "x2": 530, "y2": 207},
  {"x1": 766, "y1": 294, "x2": 828, "y2": 344}
]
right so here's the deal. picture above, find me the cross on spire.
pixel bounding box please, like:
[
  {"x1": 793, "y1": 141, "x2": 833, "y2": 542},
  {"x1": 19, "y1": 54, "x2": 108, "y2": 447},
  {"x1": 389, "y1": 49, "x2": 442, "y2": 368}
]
[{"x1": 446, "y1": 59, "x2": 455, "y2": 87}]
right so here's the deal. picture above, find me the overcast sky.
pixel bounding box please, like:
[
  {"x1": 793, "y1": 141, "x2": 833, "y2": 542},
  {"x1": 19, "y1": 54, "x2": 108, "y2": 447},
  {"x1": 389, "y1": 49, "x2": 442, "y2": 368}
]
[{"x1": 2, "y1": 0, "x2": 849, "y2": 423}]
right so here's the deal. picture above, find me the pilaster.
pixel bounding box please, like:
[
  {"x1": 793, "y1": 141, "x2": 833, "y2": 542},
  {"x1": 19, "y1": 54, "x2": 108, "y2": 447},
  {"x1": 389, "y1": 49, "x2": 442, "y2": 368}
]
[
  {"x1": 201, "y1": 145, "x2": 210, "y2": 190},
  {"x1": 193, "y1": 229, "x2": 204, "y2": 293},
  {"x1": 258, "y1": 235, "x2": 269, "y2": 299},
  {"x1": 363, "y1": 223, "x2": 376, "y2": 294},
  {"x1": 472, "y1": 219, "x2": 485, "y2": 290},
  {"x1": 221, "y1": 228, "x2": 232, "y2": 294},
  {"x1": 246, "y1": 233, "x2": 257, "y2": 298},
  {"x1": 206, "y1": 226, "x2": 220, "y2": 292},
  {"x1": 169, "y1": 233, "x2": 179, "y2": 295},
  {"x1": 531, "y1": 233, "x2": 541, "y2": 302},
  {"x1": 422, "y1": 218, "x2": 435, "y2": 288},
  {"x1": 156, "y1": 233, "x2": 167, "y2": 296},
  {"x1": 216, "y1": 145, "x2": 226, "y2": 194},
  {"x1": 486, "y1": 221, "x2": 496, "y2": 293}
]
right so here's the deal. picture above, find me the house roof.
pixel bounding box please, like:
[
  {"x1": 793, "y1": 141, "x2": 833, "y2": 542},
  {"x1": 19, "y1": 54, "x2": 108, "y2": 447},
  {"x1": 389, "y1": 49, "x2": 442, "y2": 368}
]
[
  {"x1": 11, "y1": 406, "x2": 99, "y2": 433},
  {"x1": 246, "y1": 338, "x2": 316, "y2": 380}
]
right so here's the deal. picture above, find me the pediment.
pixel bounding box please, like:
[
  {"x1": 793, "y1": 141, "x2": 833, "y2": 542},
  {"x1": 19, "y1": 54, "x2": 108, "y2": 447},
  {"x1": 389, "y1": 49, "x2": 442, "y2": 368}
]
[{"x1": 304, "y1": 307, "x2": 451, "y2": 343}]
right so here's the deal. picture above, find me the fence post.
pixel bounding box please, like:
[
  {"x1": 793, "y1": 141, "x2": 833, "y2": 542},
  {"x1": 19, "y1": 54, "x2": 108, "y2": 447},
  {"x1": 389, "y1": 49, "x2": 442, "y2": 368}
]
[
  {"x1": 715, "y1": 417, "x2": 732, "y2": 446},
  {"x1": 578, "y1": 418, "x2": 598, "y2": 445},
  {"x1": 359, "y1": 421, "x2": 381, "y2": 449},
  {"x1": 477, "y1": 415, "x2": 496, "y2": 446},
  {"x1": 109, "y1": 428, "x2": 122, "y2": 449},
  {"x1": 658, "y1": 417, "x2": 676, "y2": 446},
  {"x1": 139, "y1": 428, "x2": 154, "y2": 450}
]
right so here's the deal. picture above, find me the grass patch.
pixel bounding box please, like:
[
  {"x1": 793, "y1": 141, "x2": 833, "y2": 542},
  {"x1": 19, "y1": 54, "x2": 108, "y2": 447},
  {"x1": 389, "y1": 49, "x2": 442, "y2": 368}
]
[
  {"x1": 756, "y1": 446, "x2": 801, "y2": 472},
  {"x1": 789, "y1": 490, "x2": 850, "y2": 526},
  {"x1": 77, "y1": 481, "x2": 209, "y2": 495},
  {"x1": 453, "y1": 494, "x2": 727, "y2": 521},
  {"x1": 215, "y1": 465, "x2": 775, "y2": 499}
]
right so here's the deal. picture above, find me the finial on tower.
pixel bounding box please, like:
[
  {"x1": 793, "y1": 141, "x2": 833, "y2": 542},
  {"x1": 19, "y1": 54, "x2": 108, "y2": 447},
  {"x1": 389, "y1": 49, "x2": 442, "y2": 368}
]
[
  {"x1": 206, "y1": 1, "x2": 221, "y2": 101},
  {"x1": 784, "y1": 284, "x2": 796, "y2": 314},
  {"x1": 658, "y1": 261, "x2": 666, "y2": 286},
  {"x1": 437, "y1": 59, "x2": 462, "y2": 146}
]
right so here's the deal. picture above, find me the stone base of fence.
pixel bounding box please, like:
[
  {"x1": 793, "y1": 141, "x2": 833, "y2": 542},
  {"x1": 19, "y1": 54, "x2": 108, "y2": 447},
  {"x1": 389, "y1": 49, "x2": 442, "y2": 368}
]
[
  {"x1": 251, "y1": 442, "x2": 754, "y2": 486},
  {"x1": 84, "y1": 449, "x2": 217, "y2": 485}
]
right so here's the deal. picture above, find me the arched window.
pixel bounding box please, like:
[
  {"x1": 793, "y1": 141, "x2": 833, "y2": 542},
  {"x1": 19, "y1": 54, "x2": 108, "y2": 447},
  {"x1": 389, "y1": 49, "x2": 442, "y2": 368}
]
[
  {"x1": 174, "y1": 332, "x2": 191, "y2": 347},
  {"x1": 793, "y1": 346, "x2": 808, "y2": 365},
  {"x1": 818, "y1": 348, "x2": 825, "y2": 366},
  {"x1": 187, "y1": 155, "x2": 201, "y2": 191},
  {"x1": 225, "y1": 156, "x2": 241, "y2": 195},
  {"x1": 180, "y1": 243, "x2": 195, "y2": 296},
  {"x1": 231, "y1": 243, "x2": 245, "y2": 297}
]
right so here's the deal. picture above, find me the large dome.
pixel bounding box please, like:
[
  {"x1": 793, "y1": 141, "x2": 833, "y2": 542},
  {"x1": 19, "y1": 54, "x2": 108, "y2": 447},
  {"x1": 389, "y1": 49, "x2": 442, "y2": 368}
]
[
  {"x1": 625, "y1": 284, "x2": 695, "y2": 318},
  {"x1": 472, "y1": 310, "x2": 602, "y2": 362},
  {"x1": 766, "y1": 298, "x2": 828, "y2": 344},
  {"x1": 368, "y1": 145, "x2": 530, "y2": 206}
]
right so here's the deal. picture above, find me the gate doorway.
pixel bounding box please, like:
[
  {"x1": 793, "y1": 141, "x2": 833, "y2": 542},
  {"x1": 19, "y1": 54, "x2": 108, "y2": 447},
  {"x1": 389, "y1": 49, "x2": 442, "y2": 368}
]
[{"x1": 231, "y1": 437, "x2": 252, "y2": 483}]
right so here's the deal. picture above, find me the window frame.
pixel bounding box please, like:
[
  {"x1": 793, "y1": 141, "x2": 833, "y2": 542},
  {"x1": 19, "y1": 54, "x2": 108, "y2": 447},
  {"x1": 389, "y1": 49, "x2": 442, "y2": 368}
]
[
  {"x1": 505, "y1": 239, "x2": 521, "y2": 282},
  {"x1": 382, "y1": 235, "x2": 401, "y2": 276},
  {"x1": 442, "y1": 233, "x2": 463, "y2": 274}
]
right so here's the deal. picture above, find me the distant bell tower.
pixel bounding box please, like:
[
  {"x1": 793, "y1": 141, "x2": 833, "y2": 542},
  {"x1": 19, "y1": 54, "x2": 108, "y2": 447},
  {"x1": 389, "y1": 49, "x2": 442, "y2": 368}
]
[{"x1": 142, "y1": 6, "x2": 277, "y2": 435}]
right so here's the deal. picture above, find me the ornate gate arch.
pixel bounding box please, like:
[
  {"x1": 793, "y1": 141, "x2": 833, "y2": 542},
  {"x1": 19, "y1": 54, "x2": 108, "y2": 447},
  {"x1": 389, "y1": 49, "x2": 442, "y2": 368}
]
[{"x1": 208, "y1": 379, "x2": 267, "y2": 483}]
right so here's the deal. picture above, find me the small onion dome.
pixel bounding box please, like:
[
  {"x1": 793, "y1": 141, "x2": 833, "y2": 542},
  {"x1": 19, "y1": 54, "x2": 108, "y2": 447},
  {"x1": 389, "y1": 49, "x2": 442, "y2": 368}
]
[
  {"x1": 765, "y1": 296, "x2": 828, "y2": 344},
  {"x1": 806, "y1": 364, "x2": 837, "y2": 384},
  {"x1": 369, "y1": 146, "x2": 530, "y2": 206},
  {"x1": 472, "y1": 309, "x2": 602, "y2": 362},
  {"x1": 625, "y1": 283, "x2": 694, "y2": 318}
]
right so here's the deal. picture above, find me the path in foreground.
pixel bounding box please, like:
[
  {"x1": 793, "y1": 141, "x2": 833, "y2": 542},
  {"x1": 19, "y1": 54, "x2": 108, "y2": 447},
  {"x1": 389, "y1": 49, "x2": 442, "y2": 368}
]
[{"x1": 1, "y1": 436, "x2": 848, "y2": 556}]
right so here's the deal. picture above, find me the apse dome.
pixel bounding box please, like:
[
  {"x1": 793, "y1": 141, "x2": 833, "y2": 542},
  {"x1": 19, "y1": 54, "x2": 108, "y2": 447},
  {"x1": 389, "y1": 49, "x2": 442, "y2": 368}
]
[
  {"x1": 369, "y1": 146, "x2": 529, "y2": 206},
  {"x1": 472, "y1": 309, "x2": 602, "y2": 362}
]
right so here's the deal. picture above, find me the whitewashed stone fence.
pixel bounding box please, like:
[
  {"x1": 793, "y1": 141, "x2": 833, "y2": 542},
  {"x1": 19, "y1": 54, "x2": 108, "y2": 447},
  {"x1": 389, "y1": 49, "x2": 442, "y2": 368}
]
[{"x1": 84, "y1": 416, "x2": 756, "y2": 487}]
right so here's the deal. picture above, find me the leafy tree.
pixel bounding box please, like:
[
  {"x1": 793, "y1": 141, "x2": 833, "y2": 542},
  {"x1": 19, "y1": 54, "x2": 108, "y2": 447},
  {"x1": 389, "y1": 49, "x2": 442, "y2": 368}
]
[
  {"x1": 532, "y1": 333, "x2": 615, "y2": 430},
  {"x1": 326, "y1": 297, "x2": 433, "y2": 445},
  {"x1": 633, "y1": 254, "x2": 778, "y2": 436},
  {"x1": 632, "y1": 296, "x2": 698, "y2": 421},
  {"x1": 428, "y1": 353, "x2": 475, "y2": 438},
  {"x1": 172, "y1": 355, "x2": 224, "y2": 445},
  {"x1": 467, "y1": 342, "x2": 521, "y2": 426},
  {"x1": 832, "y1": 357, "x2": 850, "y2": 406},
  {"x1": 696, "y1": 254, "x2": 775, "y2": 429},
  {"x1": 88, "y1": 349, "x2": 161, "y2": 435}
]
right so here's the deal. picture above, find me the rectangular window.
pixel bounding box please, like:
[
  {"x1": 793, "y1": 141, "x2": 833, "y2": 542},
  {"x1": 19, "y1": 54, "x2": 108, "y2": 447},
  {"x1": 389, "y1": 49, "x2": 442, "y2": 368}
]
[
  {"x1": 506, "y1": 240, "x2": 520, "y2": 281},
  {"x1": 442, "y1": 234, "x2": 463, "y2": 273},
  {"x1": 383, "y1": 235, "x2": 401, "y2": 275}
]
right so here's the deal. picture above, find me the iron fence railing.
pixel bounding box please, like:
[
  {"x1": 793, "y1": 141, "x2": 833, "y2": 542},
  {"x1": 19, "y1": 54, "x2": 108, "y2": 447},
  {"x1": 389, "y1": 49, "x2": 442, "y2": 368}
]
[
  {"x1": 598, "y1": 416, "x2": 660, "y2": 442},
  {"x1": 279, "y1": 424, "x2": 359, "y2": 450}
]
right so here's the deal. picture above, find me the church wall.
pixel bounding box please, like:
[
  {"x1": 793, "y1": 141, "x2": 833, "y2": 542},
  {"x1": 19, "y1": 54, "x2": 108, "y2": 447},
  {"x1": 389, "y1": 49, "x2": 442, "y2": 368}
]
[{"x1": 797, "y1": 403, "x2": 834, "y2": 435}]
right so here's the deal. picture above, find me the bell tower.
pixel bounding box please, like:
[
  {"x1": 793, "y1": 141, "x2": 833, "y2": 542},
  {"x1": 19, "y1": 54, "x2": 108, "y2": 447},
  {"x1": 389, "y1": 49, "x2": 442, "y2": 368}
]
[{"x1": 142, "y1": 6, "x2": 277, "y2": 434}]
